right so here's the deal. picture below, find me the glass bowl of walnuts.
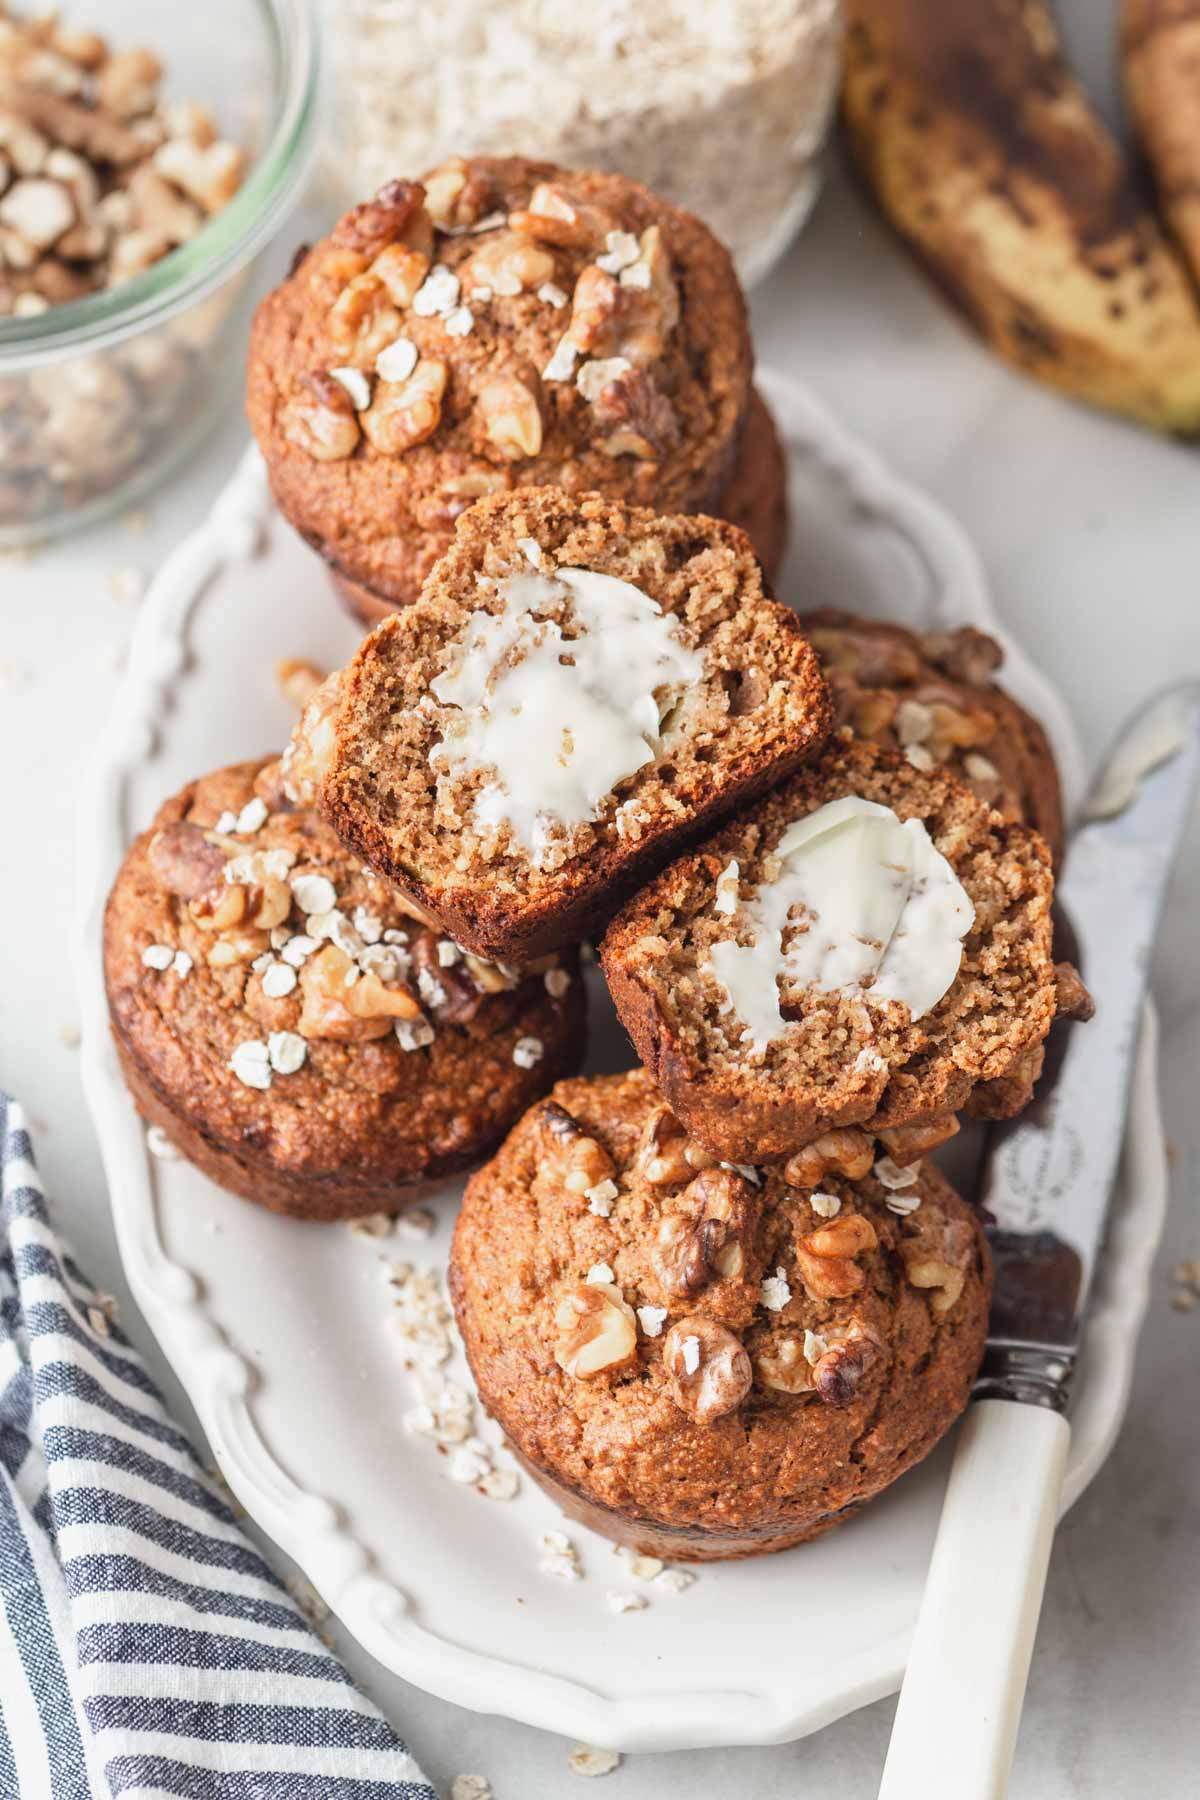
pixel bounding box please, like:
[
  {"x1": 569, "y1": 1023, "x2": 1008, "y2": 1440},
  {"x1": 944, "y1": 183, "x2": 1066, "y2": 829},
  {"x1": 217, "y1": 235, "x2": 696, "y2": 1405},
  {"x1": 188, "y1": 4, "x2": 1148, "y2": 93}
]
[{"x1": 0, "y1": 0, "x2": 319, "y2": 543}]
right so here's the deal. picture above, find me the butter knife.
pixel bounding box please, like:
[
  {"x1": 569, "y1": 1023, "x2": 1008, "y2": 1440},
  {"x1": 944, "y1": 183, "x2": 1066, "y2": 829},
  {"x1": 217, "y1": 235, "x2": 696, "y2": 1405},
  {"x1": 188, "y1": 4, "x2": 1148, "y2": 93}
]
[{"x1": 879, "y1": 682, "x2": 1200, "y2": 1800}]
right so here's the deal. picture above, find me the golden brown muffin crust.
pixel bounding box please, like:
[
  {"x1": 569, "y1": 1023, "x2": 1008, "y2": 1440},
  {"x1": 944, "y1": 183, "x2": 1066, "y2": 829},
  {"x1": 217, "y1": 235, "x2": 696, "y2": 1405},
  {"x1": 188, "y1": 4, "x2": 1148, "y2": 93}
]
[
  {"x1": 247, "y1": 155, "x2": 753, "y2": 607},
  {"x1": 451, "y1": 1069, "x2": 990, "y2": 1559},
  {"x1": 297, "y1": 489, "x2": 832, "y2": 962},
  {"x1": 104, "y1": 758, "x2": 585, "y2": 1219},
  {"x1": 601, "y1": 740, "x2": 1061, "y2": 1164}
]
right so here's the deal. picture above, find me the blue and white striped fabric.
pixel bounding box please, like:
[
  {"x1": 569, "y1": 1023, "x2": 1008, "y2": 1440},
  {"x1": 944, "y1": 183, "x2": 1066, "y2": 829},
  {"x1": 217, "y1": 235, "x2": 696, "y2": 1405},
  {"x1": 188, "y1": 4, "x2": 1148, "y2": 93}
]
[{"x1": 0, "y1": 1096, "x2": 438, "y2": 1800}]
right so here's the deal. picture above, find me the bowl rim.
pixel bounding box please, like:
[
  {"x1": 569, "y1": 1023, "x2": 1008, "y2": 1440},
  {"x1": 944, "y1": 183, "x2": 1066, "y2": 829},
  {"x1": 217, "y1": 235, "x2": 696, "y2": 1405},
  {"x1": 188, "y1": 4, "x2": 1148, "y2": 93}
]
[{"x1": 0, "y1": 0, "x2": 320, "y2": 366}]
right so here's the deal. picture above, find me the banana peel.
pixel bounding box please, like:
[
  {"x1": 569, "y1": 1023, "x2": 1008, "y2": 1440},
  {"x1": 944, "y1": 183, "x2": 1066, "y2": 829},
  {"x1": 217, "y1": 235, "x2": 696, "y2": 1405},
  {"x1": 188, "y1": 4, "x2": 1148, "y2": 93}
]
[
  {"x1": 1122, "y1": 0, "x2": 1200, "y2": 290},
  {"x1": 842, "y1": 0, "x2": 1200, "y2": 435}
]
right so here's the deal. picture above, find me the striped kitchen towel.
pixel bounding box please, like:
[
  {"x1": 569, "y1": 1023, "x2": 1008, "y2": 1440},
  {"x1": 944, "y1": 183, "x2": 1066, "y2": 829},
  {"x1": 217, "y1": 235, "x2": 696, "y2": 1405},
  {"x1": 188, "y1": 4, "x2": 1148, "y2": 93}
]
[{"x1": 0, "y1": 1094, "x2": 437, "y2": 1800}]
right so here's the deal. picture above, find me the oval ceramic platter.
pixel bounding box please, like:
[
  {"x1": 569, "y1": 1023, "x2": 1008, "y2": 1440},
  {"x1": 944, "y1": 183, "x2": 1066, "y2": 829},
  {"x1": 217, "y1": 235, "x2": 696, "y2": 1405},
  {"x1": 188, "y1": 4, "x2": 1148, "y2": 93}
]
[{"x1": 75, "y1": 370, "x2": 1164, "y2": 1753}]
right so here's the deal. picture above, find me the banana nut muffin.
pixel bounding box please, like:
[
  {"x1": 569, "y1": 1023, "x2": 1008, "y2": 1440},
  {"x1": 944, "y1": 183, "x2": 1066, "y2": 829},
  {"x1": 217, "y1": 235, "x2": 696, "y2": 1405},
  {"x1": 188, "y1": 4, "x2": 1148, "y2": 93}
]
[
  {"x1": 285, "y1": 489, "x2": 833, "y2": 963},
  {"x1": 804, "y1": 609, "x2": 1065, "y2": 861},
  {"x1": 602, "y1": 740, "x2": 1088, "y2": 1166},
  {"x1": 247, "y1": 154, "x2": 753, "y2": 610},
  {"x1": 328, "y1": 384, "x2": 791, "y2": 629},
  {"x1": 104, "y1": 758, "x2": 585, "y2": 1221},
  {"x1": 450, "y1": 1069, "x2": 990, "y2": 1560}
]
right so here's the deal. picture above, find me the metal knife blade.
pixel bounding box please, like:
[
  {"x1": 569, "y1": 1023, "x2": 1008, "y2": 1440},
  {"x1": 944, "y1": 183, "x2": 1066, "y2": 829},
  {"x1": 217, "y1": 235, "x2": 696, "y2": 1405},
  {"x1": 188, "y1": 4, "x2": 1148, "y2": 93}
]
[{"x1": 975, "y1": 683, "x2": 1200, "y2": 1409}]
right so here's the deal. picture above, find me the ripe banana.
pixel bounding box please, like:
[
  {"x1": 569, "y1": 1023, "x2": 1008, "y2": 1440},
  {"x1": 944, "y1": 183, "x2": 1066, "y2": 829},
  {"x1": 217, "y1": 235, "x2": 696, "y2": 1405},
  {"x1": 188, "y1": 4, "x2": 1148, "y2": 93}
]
[
  {"x1": 842, "y1": 0, "x2": 1200, "y2": 434},
  {"x1": 1122, "y1": 0, "x2": 1200, "y2": 289}
]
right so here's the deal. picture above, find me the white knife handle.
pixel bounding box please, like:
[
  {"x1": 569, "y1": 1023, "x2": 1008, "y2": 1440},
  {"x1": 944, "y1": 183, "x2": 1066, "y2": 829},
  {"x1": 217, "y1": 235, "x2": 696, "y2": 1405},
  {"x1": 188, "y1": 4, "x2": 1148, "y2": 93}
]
[{"x1": 879, "y1": 1399, "x2": 1071, "y2": 1800}]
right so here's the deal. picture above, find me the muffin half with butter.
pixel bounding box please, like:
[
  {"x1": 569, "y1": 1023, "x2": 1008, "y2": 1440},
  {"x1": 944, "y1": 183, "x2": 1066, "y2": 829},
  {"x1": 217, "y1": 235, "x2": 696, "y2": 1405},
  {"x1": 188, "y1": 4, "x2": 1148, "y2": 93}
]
[
  {"x1": 247, "y1": 154, "x2": 754, "y2": 614},
  {"x1": 602, "y1": 741, "x2": 1090, "y2": 1166},
  {"x1": 450, "y1": 1068, "x2": 990, "y2": 1561},
  {"x1": 284, "y1": 490, "x2": 832, "y2": 963},
  {"x1": 103, "y1": 757, "x2": 585, "y2": 1220}
]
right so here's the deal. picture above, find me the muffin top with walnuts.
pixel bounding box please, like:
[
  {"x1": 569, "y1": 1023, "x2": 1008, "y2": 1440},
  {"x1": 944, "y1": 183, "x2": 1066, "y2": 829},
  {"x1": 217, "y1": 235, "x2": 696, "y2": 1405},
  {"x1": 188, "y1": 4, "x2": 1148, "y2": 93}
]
[
  {"x1": 450, "y1": 1068, "x2": 990, "y2": 1559},
  {"x1": 246, "y1": 155, "x2": 753, "y2": 607}
]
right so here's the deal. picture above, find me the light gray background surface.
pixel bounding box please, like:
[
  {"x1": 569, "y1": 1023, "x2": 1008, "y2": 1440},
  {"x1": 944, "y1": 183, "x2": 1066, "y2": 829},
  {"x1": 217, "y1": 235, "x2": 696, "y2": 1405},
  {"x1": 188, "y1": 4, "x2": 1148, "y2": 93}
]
[{"x1": 2, "y1": 41, "x2": 1198, "y2": 1800}]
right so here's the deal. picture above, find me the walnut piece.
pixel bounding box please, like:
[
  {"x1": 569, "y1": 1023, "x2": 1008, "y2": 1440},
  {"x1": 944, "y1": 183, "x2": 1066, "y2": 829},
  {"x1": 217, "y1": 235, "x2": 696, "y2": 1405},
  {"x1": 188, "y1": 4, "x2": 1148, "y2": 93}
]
[
  {"x1": 508, "y1": 182, "x2": 613, "y2": 250},
  {"x1": 784, "y1": 1128, "x2": 874, "y2": 1191},
  {"x1": 851, "y1": 690, "x2": 899, "y2": 740},
  {"x1": 148, "y1": 822, "x2": 227, "y2": 899},
  {"x1": 465, "y1": 229, "x2": 555, "y2": 295},
  {"x1": 409, "y1": 933, "x2": 488, "y2": 1025},
  {"x1": 919, "y1": 695, "x2": 995, "y2": 761},
  {"x1": 282, "y1": 372, "x2": 360, "y2": 462},
  {"x1": 877, "y1": 1112, "x2": 959, "y2": 1166},
  {"x1": 331, "y1": 178, "x2": 433, "y2": 261},
  {"x1": 189, "y1": 882, "x2": 248, "y2": 933},
  {"x1": 297, "y1": 943, "x2": 419, "y2": 1041},
  {"x1": 369, "y1": 241, "x2": 432, "y2": 308},
  {"x1": 653, "y1": 1167, "x2": 758, "y2": 1297},
  {"x1": 553, "y1": 1281, "x2": 637, "y2": 1378},
  {"x1": 420, "y1": 157, "x2": 468, "y2": 226},
  {"x1": 635, "y1": 1104, "x2": 717, "y2": 1186},
  {"x1": 475, "y1": 372, "x2": 543, "y2": 459},
  {"x1": 663, "y1": 1316, "x2": 752, "y2": 1422},
  {"x1": 564, "y1": 264, "x2": 620, "y2": 355},
  {"x1": 535, "y1": 1102, "x2": 617, "y2": 1197},
  {"x1": 1054, "y1": 962, "x2": 1095, "y2": 1022},
  {"x1": 206, "y1": 926, "x2": 270, "y2": 969},
  {"x1": 921, "y1": 627, "x2": 1004, "y2": 687},
  {"x1": 565, "y1": 227, "x2": 679, "y2": 365},
  {"x1": 250, "y1": 879, "x2": 292, "y2": 931},
  {"x1": 812, "y1": 1322, "x2": 881, "y2": 1408},
  {"x1": 794, "y1": 1211, "x2": 879, "y2": 1301},
  {"x1": 327, "y1": 271, "x2": 403, "y2": 365},
  {"x1": 902, "y1": 1218, "x2": 975, "y2": 1316},
  {"x1": 283, "y1": 672, "x2": 341, "y2": 804},
  {"x1": 754, "y1": 1335, "x2": 814, "y2": 1396},
  {"x1": 591, "y1": 364, "x2": 678, "y2": 461},
  {"x1": 361, "y1": 358, "x2": 447, "y2": 455}
]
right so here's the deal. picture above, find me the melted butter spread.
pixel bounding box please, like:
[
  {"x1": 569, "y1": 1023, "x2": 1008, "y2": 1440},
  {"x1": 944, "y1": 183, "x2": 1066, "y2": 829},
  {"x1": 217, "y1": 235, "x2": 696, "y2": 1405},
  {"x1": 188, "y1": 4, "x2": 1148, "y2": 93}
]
[
  {"x1": 430, "y1": 564, "x2": 703, "y2": 858},
  {"x1": 707, "y1": 796, "x2": 975, "y2": 1053}
]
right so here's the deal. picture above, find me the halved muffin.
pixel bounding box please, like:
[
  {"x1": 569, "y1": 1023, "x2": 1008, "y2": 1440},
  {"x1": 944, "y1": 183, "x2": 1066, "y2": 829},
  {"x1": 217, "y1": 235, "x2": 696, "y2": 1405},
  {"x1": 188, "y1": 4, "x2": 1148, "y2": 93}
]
[
  {"x1": 451, "y1": 1069, "x2": 990, "y2": 1560},
  {"x1": 602, "y1": 740, "x2": 1084, "y2": 1165},
  {"x1": 104, "y1": 757, "x2": 585, "y2": 1220},
  {"x1": 286, "y1": 489, "x2": 832, "y2": 961}
]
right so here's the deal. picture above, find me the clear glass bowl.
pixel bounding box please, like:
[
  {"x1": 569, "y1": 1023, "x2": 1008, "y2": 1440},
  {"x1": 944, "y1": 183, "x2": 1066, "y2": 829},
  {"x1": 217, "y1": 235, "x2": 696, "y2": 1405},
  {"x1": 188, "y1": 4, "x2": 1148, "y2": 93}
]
[
  {"x1": 0, "y1": 0, "x2": 319, "y2": 544},
  {"x1": 320, "y1": 0, "x2": 843, "y2": 289}
]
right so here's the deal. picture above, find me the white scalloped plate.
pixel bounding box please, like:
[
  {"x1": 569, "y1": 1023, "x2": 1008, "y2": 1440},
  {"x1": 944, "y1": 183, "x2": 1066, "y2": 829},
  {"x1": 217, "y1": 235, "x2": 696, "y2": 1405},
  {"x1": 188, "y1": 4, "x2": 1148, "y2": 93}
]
[{"x1": 74, "y1": 369, "x2": 1164, "y2": 1753}]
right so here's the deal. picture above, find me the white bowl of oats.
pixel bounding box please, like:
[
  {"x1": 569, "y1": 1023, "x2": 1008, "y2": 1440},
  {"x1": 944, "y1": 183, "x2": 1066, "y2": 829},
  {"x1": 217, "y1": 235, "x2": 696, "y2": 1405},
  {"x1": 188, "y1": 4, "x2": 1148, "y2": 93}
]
[{"x1": 0, "y1": 0, "x2": 319, "y2": 543}]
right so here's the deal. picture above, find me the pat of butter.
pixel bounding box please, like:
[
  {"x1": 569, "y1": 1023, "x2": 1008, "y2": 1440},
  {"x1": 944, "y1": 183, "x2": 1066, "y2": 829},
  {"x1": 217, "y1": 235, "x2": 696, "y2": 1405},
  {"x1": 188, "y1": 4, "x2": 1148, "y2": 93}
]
[
  {"x1": 430, "y1": 565, "x2": 703, "y2": 855},
  {"x1": 707, "y1": 796, "x2": 974, "y2": 1052}
]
